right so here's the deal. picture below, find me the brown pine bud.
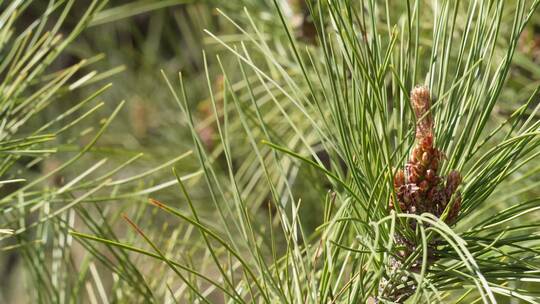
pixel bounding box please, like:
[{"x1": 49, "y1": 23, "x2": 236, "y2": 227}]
[
  {"x1": 446, "y1": 171, "x2": 461, "y2": 193},
  {"x1": 412, "y1": 147, "x2": 422, "y2": 162},
  {"x1": 394, "y1": 169, "x2": 405, "y2": 188},
  {"x1": 430, "y1": 159, "x2": 439, "y2": 171},
  {"x1": 411, "y1": 86, "x2": 431, "y2": 115},
  {"x1": 426, "y1": 169, "x2": 435, "y2": 181},
  {"x1": 411, "y1": 86, "x2": 434, "y2": 140},
  {"x1": 420, "y1": 135, "x2": 433, "y2": 150},
  {"x1": 391, "y1": 84, "x2": 463, "y2": 229},
  {"x1": 405, "y1": 163, "x2": 415, "y2": 182},
  {"x1": 453, "y1": 193, "x2": 462, "y2": 211},
  {"x1": 422, "y1": 152, "x2": 430, "y2": 164},
  {"x1": 414, "y1": 164, "x2": 425, "y2": 177},
  {"x1": 410, "y1": 186, "x2": 421, "y2": 202},
  {"x1": 403, "y1": 193, "x2": 411, "y2": 204},
  {"x1": 419, "y1": 180, "x2": 429, "y2": 192},
  {"x1": 399, "y1": 201, "x2": 406, "y2": 210},
  {"x1": 446, "y1": 193, "x2": 462, "y2": 224}
]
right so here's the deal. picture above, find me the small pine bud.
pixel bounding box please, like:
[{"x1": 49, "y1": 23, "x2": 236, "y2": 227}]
[
  {"x1": 446, "y1": 171, "x2": 461, "y2": 193},
  {"x1": 413, "y1": 147, "x2": 422, "y2": 160},
  {"x1": 426, "y1": 169, "x2": 435, "y2": 181},
  {"x1": 420, "y1": 135, "x2": 433, "y2": 150},
  {"x1": 411, "y1": 86, "x2": 431, "y2": 113},
  {"x1": 399, "y1": 201, "x2": 406, "y2": 210},
  {"x1": 430, "y1": 159, "x2": 439, "y2": 171},
  {"x1": 411, "y1": 86, "x2": 434, "y2": 140},
  {"x1": 414, "y1": 164, "x2": 425, "y2": 177},
  {"x1": 422, "y1": 152, "x2": 430, "y2": 164},
  {"x1": 419, "y1": 180, "x2": 429, "y2": 191},
  {"x1": 394, "y1": 169, "x2": 405, "y2": 188}
]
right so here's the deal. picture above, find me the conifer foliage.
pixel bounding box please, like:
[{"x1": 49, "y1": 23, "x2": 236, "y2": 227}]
[{"x1": 2, "y1": 0, "x2": 540, "y2": 303}]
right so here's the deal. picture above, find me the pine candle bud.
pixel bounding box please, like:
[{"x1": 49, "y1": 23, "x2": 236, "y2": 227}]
[
  {"x1": 390, "y1": 85, "x2": 462, "y2": 225},
  {"x1": 411, "y1": 85, "x2": 434, "y2": 140},
  {"x1": 384, "y1": 90, "x2": 463, "y2": 302}
]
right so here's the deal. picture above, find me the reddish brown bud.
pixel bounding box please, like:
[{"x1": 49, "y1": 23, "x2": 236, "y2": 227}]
[
  {"x1": 446, "y1": 193, "x2": 462, "y2": 224},
  {"x1": 412, "y1": 147, "x2": 422, "y2": 162},
  {"x1": 405, "y1": 163, "x2": 415, "y2": 181},
  {"x1": 411, "y1": 86, "x2": 434, "y2": 140},
  {"x1": 410, "y1": 186, "x2": 421, "y2": 202},
  {"x1": 414, "y1": 164, "x2": 425, "y2": 177},
  {"x1": 419, "y1": 180, "x2": 429, "y2": 191},
  {"x1": 411, "y1": 86, "x2": 431, "y2": 116},
  {"x1": 453, "y1": 193, "x2": 461, "y2": 210},
  {"x1": 426, "y1": 169, "x2": 435, "y2": 181},
  {"x1": 391, "y1": 84, "x2": 462, "y2": 229},
  {"x1": 420, "y1": 135, "x2": 433, "y2": 150},
  {"x1": 446, "y1": 171, "x2": 461, "y2": 193},
  {"x1": 430, "y1": 159, "x2": 439, "y2": 171},
  {"x1": 399, "y1": 201, "x2": 406, "y2": 210},
  {"x1": 394, "y1": 169, "x2": 405, "y2": 188},
  {"x1": 422, "y1": 152, "x2": 430, "y2": 164},
  {"x1": 389, "y1": 83, "x2": 464, "y2": 273},
  {"x1": 403, "y1": 193, "x2": 411, "y2": 204}
]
